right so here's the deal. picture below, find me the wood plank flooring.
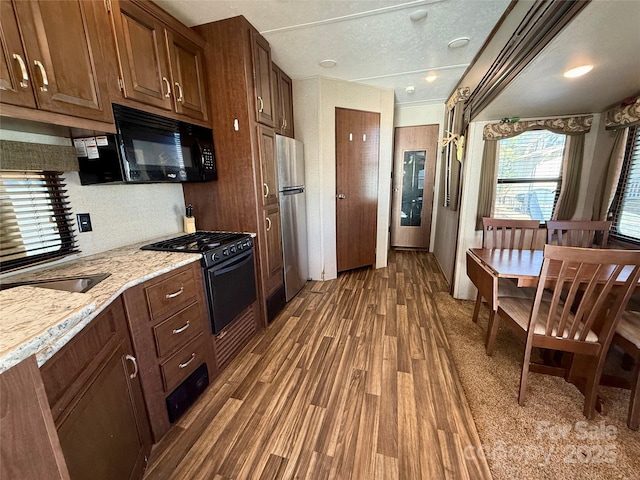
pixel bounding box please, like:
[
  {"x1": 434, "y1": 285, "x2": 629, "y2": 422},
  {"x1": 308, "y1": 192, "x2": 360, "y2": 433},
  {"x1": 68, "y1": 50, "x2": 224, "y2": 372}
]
[{"x1": 143, "y1": 250, "x2": 492, "y2": 479}]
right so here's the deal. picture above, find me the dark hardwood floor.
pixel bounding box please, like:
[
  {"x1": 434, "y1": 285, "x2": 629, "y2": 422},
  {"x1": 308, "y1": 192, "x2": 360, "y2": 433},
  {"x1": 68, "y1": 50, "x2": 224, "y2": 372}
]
[{"x1": 143, "y1": 250, "x2": 491, "y2": 479}]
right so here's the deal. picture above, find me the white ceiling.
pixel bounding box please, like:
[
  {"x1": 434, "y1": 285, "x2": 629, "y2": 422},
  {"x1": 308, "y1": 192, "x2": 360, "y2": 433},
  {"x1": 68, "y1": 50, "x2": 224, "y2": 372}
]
[
  {"x1": 155, "y1": 0, "x2": 511, "y2": 107},
  {"x1": 156, "y1": 0, "x2": 640, "y2": 119}
]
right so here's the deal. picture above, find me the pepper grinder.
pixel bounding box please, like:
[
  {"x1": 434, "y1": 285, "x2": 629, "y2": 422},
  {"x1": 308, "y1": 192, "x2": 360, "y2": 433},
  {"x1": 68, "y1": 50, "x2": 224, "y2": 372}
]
[{"x1": 184, "y1": 204, "x2": 196, "y2": 233}]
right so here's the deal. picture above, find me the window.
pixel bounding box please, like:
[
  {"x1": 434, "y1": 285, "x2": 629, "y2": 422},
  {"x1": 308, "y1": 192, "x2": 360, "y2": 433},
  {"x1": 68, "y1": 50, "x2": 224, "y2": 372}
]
[
  {"x1": 494, "y1": 130, "x2": 566, "y2": 223},
  {"x1": 0, "y1": 171, "x2": 78, "y2": 272},
  {"x1": 610, "y1": 126, "x2": 640, "y2": 242}
]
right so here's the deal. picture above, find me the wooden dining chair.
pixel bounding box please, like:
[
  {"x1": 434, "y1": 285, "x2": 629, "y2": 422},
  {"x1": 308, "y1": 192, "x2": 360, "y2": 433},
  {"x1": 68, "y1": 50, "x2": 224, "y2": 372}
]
[
  {"x1": 546, "y1": 220, "x2": 611, "y2": 248},
  {"x1": 489, "y1": 245, "x2": 640, "y2": 419},
  {"x1": 470, "y1": 218, "x2": 540, "y2": 325},
  {"x1": 611, "y1": 311, "x2": 640, "y2": 430}
]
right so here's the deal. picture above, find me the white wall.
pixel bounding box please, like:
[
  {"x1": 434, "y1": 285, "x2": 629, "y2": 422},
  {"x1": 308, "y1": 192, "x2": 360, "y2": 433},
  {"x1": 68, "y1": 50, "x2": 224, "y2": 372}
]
[
  {"x1": 393, "y1": 103, "x2": 446, "y2": 254},
  {"x1": 0, "y1": 128, "x2": 186, "y2": 268},
  {"x1": 293, "y1": 76, "x2": 394, "y2": 281}
]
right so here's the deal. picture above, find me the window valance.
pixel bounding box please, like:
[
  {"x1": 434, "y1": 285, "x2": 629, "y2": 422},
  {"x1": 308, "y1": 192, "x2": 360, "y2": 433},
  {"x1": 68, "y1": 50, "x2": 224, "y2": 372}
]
[
  {"x1": 482, "y1": 115, "x2": 593, "y2": 141},
  {"x1": 0, "y1": 140, "x2": 79, "y2": 172},
  {"x1": 446, "y1": 87, "x2": 470, "y2": 111},
  {"x1": 605, "y1": 98, "x2": 640, "y2": 130}
]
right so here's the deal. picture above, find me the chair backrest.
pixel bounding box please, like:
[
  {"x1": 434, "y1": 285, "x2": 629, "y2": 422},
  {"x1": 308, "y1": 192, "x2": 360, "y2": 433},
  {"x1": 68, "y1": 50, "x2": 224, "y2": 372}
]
[
  {"x1": 546, "y1": 220, "x2": 612, "y2": 247},
  {"x1": 531, "y1": 245, "x2": 640, "y2": 345},
  {"x1": 482, "y1": 217, "x2": 540, "y2": 250}
]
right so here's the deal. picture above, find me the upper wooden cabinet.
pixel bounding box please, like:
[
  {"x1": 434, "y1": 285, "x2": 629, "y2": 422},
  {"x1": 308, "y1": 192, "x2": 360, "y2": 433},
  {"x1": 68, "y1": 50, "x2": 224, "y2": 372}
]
[
  {"x1": 0, "y1": 0, "x2": 112, "y2": 122},
  {"x1": 251, "y1": 30, "x2": 275, "y2": 127},
  {"x1": 109, "y1": 0, "x2": 208, "y2": 122},
  {"x1": 272, "y1": 62, "x2": 294, "y2": 138}
]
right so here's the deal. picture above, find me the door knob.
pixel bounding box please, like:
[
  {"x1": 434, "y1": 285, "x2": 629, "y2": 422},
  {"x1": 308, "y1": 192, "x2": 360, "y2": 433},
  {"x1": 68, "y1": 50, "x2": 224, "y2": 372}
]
[{"x1": 337, "y1": 193, "x2": 346, "y2": 199}]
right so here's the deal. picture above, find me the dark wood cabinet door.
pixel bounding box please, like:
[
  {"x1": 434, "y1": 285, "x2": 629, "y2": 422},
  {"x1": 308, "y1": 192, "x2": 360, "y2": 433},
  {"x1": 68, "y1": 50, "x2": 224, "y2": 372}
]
[
  {"x1": 271, "y1": 63, "x2": 282, "y2": 134},
  {"x1": 111, "y1": 0, "x2": 172, "y2": 111},
  {"x1": 166, "y1": 29, "x2": 208, "y2": 121},
  {"x1": 12, "y1": 0, "x2": 111, "y2": 121},
  {"x1": 263, "y1": 204, "x2": 283, "y2": 294},
  {"x1": 56, "y1": 341, "x2": 150, "y2": 480},
  {"x1": 251, "y1": 31, "x2": 274, "y2": 127},
  {"x1": 257, "y1": 125, "x2": 279, "y2": 206},
  {"x1": 279, "y1": 70, "x2": 294, "y2": 138},
  {"x1": 0, "y1": 1, "x2": 36, "y2": 108}
]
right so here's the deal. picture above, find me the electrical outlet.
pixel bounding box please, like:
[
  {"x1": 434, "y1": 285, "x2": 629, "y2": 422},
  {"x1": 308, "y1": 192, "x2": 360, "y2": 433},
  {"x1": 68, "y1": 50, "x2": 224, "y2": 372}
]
[{"x1": 77, "y1": 213, "x2": 92, "y2": 232}]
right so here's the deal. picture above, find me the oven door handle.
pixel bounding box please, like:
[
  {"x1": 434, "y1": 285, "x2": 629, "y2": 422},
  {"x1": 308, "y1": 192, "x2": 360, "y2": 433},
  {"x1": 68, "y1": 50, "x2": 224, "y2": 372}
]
[{"x1": 212, "y1": 250, "x2": 253, "y2": 275}]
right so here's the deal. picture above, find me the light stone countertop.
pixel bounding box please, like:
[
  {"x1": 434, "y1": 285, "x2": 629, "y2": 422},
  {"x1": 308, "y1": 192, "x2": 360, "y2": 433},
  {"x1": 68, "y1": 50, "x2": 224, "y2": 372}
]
[{"x1": 0, "y1": 241, "x2": 202, "y2": 374}]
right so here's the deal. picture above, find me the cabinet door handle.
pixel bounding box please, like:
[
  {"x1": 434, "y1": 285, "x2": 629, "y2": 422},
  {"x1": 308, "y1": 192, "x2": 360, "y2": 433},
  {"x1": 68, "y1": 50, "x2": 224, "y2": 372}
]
[
  {"x1": 179, "y1": 353, "x2": 196, "y2": 369},
  {"x1": 12, "y1": 54, "x2": 29, "y2": 88},
  {"x1": 33, "y1": 60, "x2": 48, "y2": 92},
  {"x1": 263, "y1": 182, "x2": 269, "y2": 198},
  {"x1": 266, "y1": 216, "x2": 272, "y2": 231},
  {"x1": 174, "y1": 82, "x2": 184, "y2": 102},
  {"x1": 165, "y1": 286, "x2": 184, "y2": 299},
  {"x1": 125, "y1": 354, "x2": 138, "y2": 379},
  {"x1": 257, "y1": 96, "x2": 264, "y2": 113},
  {"x1": 172, "y1": 321, "x2": 190, "y2": 334},
  {"x1": 337, "y1": 193, "x2": 346, "y2": 199},
  {"x1": 162, "y1": 77, "x2": 171, "y2": 98}
]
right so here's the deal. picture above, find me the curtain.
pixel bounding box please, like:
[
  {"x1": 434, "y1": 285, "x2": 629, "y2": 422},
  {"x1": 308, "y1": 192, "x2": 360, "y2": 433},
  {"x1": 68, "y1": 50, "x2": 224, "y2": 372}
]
[
  {"x1": 553, "y1": 134, "x2": 584, "y2": 220},
  {"x1": 592, "y1": 129, "x2": 629, "y2": 220},
  {"x1": 475, "y1": 140, "x2": 498, "y2": 230}
]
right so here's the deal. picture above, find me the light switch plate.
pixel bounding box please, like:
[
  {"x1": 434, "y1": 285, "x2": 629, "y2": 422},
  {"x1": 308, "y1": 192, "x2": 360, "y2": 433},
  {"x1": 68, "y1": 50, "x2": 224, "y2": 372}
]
[{"x1": 77, "y1": 213, "x2": 92, "y2": 232}]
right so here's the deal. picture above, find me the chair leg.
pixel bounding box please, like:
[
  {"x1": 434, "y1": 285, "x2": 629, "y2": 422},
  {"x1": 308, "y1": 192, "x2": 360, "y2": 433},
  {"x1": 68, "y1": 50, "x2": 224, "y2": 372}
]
[
  {"x1": 519, "y1": 342, "x2": 534, "y2": 405},
  {"x1": 472, "y1": 292, "x2": 482, "y2": 323},
  {"x1": 628, "y1": 361, "x2": 640, "y2": 430},
  {"x1": 485, "y1": 311, "x2": 499, "y2": 356},
  {"x1": 583, "y1": 355, "x2": 607, "y2": 420}
]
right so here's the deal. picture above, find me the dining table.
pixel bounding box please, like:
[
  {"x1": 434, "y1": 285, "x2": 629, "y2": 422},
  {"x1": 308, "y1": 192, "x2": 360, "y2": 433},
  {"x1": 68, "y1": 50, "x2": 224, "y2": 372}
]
[{"x1": 466, "y1": 246, "x2": 638, "y2": 415}]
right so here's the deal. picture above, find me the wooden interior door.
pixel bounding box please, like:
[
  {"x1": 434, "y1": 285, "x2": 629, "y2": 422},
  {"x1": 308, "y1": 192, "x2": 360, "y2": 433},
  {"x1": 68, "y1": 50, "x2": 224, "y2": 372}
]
[
  {"x1": 391, "y1": 125, "x2": 438, "y2": 248},
  {"x1": 336, "y1": 107, "x2": 380, "y2": 272}
]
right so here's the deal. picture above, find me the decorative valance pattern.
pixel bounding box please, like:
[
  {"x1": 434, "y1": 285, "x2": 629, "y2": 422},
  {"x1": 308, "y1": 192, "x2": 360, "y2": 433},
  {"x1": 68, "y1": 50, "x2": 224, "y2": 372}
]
[
  {"x1": 446, "y1": 87, "x2": 470, "y2": 111},
  {"x1": 482, "y1": 115, "x2": 593, "y2": 141},
  {"x1": 0, "y1": 140, "x2": 79, "y2": 172},
  {"x1": 605, "y1": 99, "x2": 640, "y2": 130}
]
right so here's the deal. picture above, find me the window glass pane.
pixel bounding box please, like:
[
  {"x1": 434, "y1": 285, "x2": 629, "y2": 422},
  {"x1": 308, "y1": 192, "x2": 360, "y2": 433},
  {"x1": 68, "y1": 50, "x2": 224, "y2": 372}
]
[
  {"x1": 401, "y1": 150, "x2": 425, "y2": 227},
  {"x1": 611, "y1": 127, "x2": 640, "y2": 241},
  {"x1": 495, "y1": 130, "x2": 565, "y2": 222}
]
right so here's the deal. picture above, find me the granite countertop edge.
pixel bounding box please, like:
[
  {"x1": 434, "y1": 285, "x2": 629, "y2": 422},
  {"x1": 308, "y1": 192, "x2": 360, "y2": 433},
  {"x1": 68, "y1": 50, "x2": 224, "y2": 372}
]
[{"x1": 0, "y1": 245, "x2": 202, "y2": 375}]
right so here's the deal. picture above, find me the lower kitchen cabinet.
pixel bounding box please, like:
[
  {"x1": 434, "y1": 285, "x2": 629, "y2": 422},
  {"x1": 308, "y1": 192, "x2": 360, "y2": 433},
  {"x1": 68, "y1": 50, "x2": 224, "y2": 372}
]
[
  {"x1": 40, "y1": 298, "x2": 152, "y2": 480},
  {"x1": 122, "y1": 261, "x2": 215, "y2": 442},
  {"x1": 0, "y1": 356, "x2": 70, "y2": 480}
]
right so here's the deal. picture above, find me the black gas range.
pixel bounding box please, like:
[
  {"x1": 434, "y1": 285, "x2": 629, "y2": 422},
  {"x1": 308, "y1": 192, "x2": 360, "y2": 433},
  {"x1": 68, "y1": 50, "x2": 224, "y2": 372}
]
[
  {"x1": 140, "y1": 231, "x2": 254, "y2": 268},
  {"x1": 141, "y1": 231, "x2": 257, "y2": 336}
]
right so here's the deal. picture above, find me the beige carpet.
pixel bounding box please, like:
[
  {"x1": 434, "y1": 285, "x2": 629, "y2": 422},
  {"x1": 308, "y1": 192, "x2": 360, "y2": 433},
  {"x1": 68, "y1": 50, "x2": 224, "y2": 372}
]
[{"x1": 435, "y1": 292, "x2": 640, "y2": 480}]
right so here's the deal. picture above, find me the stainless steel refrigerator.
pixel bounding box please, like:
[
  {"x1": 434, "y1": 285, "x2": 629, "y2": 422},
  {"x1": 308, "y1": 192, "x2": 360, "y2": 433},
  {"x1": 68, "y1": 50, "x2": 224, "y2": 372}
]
[{"x1": 276, "y1": 134, "x2": 308, "y2": 301}]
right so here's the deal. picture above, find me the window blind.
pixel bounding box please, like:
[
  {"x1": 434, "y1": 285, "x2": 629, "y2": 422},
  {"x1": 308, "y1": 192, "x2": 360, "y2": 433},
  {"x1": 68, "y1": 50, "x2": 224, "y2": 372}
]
[
  {"x1": 0, "y1": 171, "x2": 79, "y2": 271},
  {"x1": 495, "y1": 130, "x2": 565, "y2": 222},
  {"x1": 611, "y1": 127, "x2": 640, "y2": 242}
]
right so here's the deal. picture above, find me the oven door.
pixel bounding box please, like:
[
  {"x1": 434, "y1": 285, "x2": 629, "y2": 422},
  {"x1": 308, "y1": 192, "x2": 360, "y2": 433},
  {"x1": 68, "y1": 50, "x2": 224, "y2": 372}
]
[{"x1": 205, "y1": 249, "x2": 257, "y2": 334}]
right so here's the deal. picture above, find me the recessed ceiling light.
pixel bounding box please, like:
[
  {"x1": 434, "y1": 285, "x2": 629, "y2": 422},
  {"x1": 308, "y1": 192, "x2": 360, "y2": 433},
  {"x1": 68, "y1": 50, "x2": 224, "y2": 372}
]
[
  {"x1": 319, "y1": 59, "x2": 337, "y2": 68},
  {"x1": 406, "y1": 86, "x2": 415, "y2": 94},
  {"x1": 564, "y1": 65, "x2": 593, "y2": 78},
  {"x1": 425, "y1": 74, "x2": 437, "y2": 83},
  {"x1": 409, "y1": 9, "x2": 428, "y2": 22},
  {"x1": 448, "y1": 37, "x2": 470, "y2": 49}
]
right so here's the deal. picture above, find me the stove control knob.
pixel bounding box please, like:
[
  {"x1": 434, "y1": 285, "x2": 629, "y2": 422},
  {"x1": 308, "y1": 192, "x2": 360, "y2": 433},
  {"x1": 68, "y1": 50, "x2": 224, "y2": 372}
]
[
  {"x1": 230, "y1": 245, "x2": 236, "y2": 253},
  {"x1": 223, "y1": 248, "x2": 229, "y2": 256},
  {"x1": 213, "y1": 253, "x2": 220, "y2": 261},
  {"x1": 237, "y1": 242, "x2": 244, "y2": 250},
  {"x1": 247, "y1": 239, "x2": 253, "y2": 248}
]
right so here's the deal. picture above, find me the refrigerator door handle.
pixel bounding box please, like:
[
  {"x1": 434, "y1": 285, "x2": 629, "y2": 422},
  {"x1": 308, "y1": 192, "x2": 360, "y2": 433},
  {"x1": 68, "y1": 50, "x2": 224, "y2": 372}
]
[{"x1": 282, "y1": 187, "x2": 305, "y2": 195}]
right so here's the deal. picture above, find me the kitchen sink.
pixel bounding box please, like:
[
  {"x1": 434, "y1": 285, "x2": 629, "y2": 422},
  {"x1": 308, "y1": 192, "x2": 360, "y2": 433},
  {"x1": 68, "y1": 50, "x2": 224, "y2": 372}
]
[{"x1": 0, "y1": 273, "x2": 111, "y2": 293}]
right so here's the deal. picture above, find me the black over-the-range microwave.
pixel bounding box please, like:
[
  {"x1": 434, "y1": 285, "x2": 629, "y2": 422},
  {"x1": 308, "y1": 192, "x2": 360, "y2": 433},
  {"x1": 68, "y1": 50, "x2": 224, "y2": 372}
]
[{"x1": 76, "y1": 104, "x2": 217, "y2": 185}]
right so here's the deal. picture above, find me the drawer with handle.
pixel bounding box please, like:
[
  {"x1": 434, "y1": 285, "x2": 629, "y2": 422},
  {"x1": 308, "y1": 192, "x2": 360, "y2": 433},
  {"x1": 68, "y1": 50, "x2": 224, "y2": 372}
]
[
  {"x1": 153, "y1": 301, "x2": 203, "y2": 358},
  {"x1": 145, "y1": 266, "x2": 198, "y2": 321},
  {"x1": 160, "y1": 333, "x2": 206, "y2": 393}
]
